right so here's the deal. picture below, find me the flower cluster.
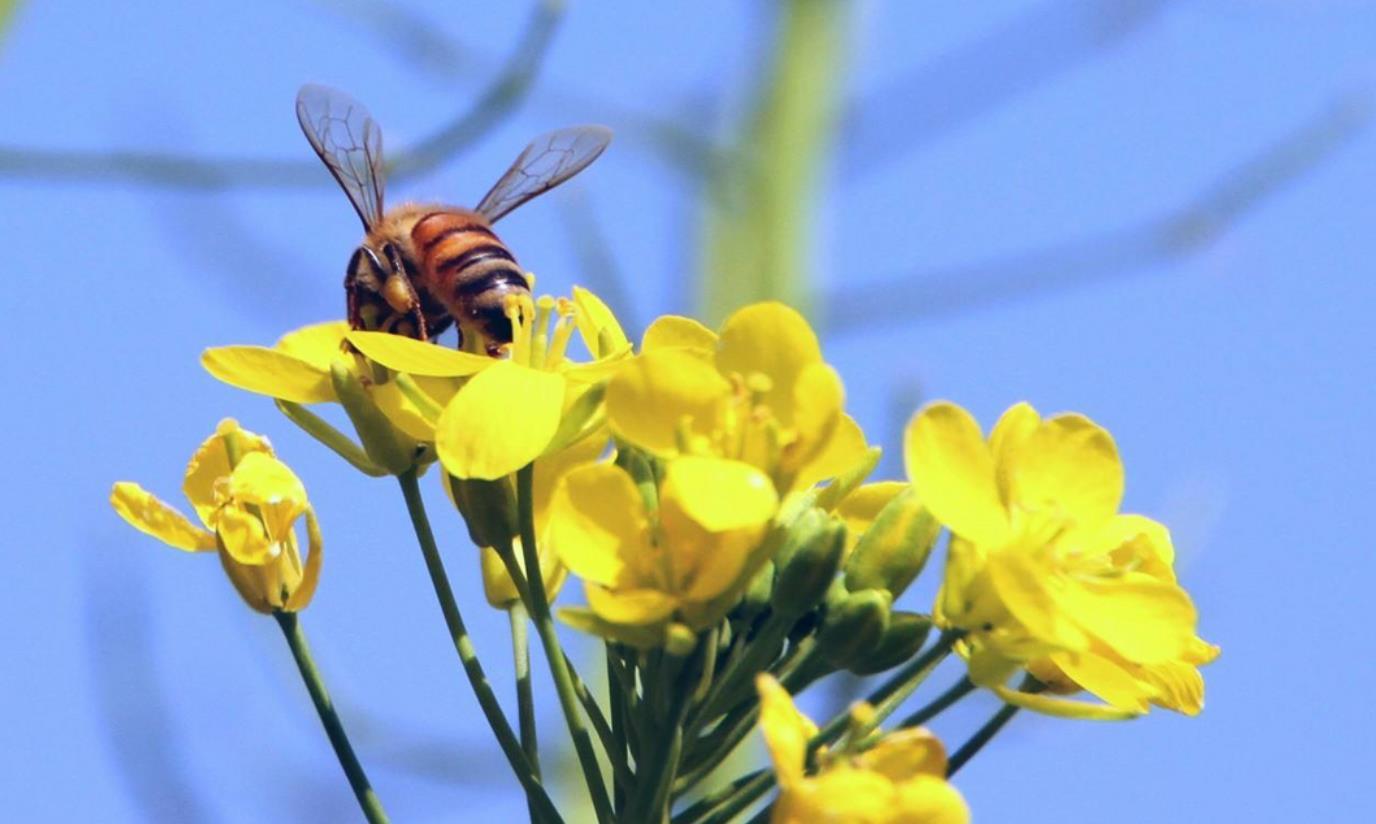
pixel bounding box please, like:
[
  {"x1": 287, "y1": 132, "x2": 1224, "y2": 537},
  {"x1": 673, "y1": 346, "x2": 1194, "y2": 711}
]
[{"x1": 111, "y1": 284, "x2": 1216, "y2": 823}]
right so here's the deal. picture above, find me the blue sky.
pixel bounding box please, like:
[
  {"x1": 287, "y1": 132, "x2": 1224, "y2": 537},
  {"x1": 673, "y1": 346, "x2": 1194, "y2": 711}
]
[{"x1": 2, "y1": 1, "x2": 1374, "y2": 821}]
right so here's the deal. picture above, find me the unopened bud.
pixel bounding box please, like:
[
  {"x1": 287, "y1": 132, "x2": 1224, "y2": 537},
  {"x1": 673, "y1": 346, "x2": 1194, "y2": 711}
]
[
  {"x1": 816, "y1": 587, "x2": 892, "y2": 668},
  {"x1": 664, "y1": 622, "x2": 698, "y2": 657},
  {"x1": 846, "y1": 611, "x2": 933, "y2": 676},
  {"x1": 771, "y1": 509, "x2": 846, "y2": 619},
  {"x1": 330, "y1": 362, "x2": 417, "y2": 475},
  {"x1": 735, "y1": 560, "x2": 775, "y2": 621},
  {"x1": 843, "y1": 487, "x2": 939, "y2": 599}
]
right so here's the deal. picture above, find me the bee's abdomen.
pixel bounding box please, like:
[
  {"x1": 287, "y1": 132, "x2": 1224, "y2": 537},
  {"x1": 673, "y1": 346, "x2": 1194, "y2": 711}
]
[{"x1": 413, "y1": 211, "x2": 526, "y2": 297}]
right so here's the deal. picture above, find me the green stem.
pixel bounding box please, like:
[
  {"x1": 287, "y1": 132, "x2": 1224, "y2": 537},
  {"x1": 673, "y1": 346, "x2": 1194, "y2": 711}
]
[
  {"x1": 607, "y1": 648, "x2": 629, "y2": 812},
  {"x1": 275, "y1": 400, "x2": 387, "y2": 476},
  {"x1": 396, "y1": 470, "x2": 561, "y2": 823},
  {"x1": 947, "y1": 703, "x2": 1020, "y2": 777},
  {"x1": 274, "y1": 612, "x2": 389, "y2": 824},
  {"x1": 898, "y1": 676, "x2": 975, "y2": 730},
  {"x1": 673, "y1": 769, "x2": 772, "y2": 824},
  {"x1": 509, "y1": 601, "x2": 542, "y2": 822},
  {"x1": 516, "y1": 464, "x2": 615, "y2": 824}
]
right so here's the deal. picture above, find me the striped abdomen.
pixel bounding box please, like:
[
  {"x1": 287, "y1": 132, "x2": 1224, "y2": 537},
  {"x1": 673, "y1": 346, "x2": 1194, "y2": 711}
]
[{"x1": 412, "y1": 209, "x2": 529, "y2": 353}]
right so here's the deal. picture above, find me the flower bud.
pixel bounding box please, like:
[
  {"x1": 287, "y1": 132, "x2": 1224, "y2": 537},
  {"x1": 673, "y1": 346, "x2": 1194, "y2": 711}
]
[
  {"x1": 664, "y1": 622, "x2": 698, "y2": 657},
  {"x1": 842, "y1": 486, "x2": 939, "y2": 599},
  {"x1": 445, "y1": 474, "x2": 518, "y2": 550},
  {"x1": 734, "y1": 559, "x2": 776, "y2": 621},
  {"x1": 816, "y1": 587, "x2": 892, "y2": 668},
  {"x1": 330, "y1": 362, "x2": 417, "y2": 475},
  {"x1": 771, "y1": 508, "x2": 847, "y2": 619},
  {"x1": 846, "y1": 611, "x2": 933, "y2": 676}
]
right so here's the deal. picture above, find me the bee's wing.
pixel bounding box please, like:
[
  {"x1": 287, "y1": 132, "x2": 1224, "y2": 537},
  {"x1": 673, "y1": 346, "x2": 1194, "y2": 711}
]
[
  {"x1": 475, "y1": 125, "x2": 612, "y2": 223},
  {"x1": 296, "y1": 84, "x2": 387, "y2": 230}
]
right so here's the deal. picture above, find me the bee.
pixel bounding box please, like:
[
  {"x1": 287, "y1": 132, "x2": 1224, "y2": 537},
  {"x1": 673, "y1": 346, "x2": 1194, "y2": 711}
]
[{"x1": 295, "y1": 84, "x2": 612, "y2": 354}]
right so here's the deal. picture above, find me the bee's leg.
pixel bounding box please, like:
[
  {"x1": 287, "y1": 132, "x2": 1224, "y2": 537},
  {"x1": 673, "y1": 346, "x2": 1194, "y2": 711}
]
[{"x1": 380, "y1": 245, "x2": 429, "y2": 340}]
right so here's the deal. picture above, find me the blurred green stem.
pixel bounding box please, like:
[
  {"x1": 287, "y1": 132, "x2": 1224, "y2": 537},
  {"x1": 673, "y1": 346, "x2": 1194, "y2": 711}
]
[
  {"x1": 274, "y1": 611, "x2": 389, "y2": 824},
  {"x1": 699, "y1": 0, "x2": 850, "y2": 322},
  {"x1": 395, "y1": 469, "x2": 561, "y2": 823},
  {"x1": 515, "y1": 464, "x2": 615, "y2": 823},
  {"x1": 509, "y1": 601, "x2": 542, "y2": 822}
]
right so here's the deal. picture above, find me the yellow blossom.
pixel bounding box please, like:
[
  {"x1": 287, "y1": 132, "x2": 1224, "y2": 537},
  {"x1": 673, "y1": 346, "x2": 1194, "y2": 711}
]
[
  {"x1": 905, "y1": 401, "x2": 1217, "y2": 717},
  {"x1": 549, "y1": 455, "x2": 778, "y2": 646},
  {"x1": 202, "y1": 320, "x2": 462, "y2": 445},
  {"x1": 345, "y1": 286, "x2": 627, "y2": 481},
  {"x1": 110, "y1": 419, "x2": 322, "y2": 614},
  {"x1": 606, "y1": 302, "x2": 868, "y2": 498},
  {"x1": 757, "y1": 675, "x2": 970, "y2": 824}
]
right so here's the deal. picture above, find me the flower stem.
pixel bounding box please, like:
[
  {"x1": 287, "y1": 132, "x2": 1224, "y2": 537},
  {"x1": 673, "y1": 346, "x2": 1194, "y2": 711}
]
[
  {"x1": 396, "y1": 469, "x2": 561, "y2": 823},
  {"x1": 516, "y1": 464, "x2": 615, "y2": 824},
  {"x1": 947, "y1": 702, "x2": 1020, "y2": 777},
  {"x1": 273, "y1": 611, "x2": 389, "y2": 824},
  {"x1": 898, "y1": 676, "x2": 976, "y2": 730},
  {"x1": 673, "y1": 768, "x2": 771, "y2": 824},
  {"x1": 509, "y1": 601, "x2": 542, "y2": 822}
]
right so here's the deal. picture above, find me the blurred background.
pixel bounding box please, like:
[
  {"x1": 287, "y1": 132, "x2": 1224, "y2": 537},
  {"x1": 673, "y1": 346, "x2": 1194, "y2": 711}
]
[{"x1": 3, "y1": 0, "x2": 1374, "y2": 820}]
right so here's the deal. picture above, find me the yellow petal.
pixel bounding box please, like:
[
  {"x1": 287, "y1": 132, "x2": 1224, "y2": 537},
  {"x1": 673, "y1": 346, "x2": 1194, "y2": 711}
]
[
  {"x1": 835, "y1": 481, "x2": 908, "y2": 539},
  {"x1": 228, "y1": 452, "x2": 310, "y2": 542},
  {"x1": 991, "y1": 683, "x2": 1142, "y2": 720},
  {"x1": 1052, "y1": 649, "x2": 1155, "y2": 713},
  {"x1": 558, "y1": 606, "x2": 664, "y2": 648},
  {"x1": 605, "y1": 349, "x2": 730, "y2": 455},
  {"x1": 182, "y1": 419, "x2": 273, "y2": 524},
  {"x1": 201, "y1": 345, "x2": 336, "y2": 404},
  {"x1": 641, "y1": 315, "x2": 717, "y2": 354},
  {"x1": 110, "y1": 483, "x2": 216, "y2": 551},
  {"x1": 1096, "y1": 514, "x2": 1176, "y2": 579},
  {"x1": 214, "y1": 505, "x2": 274, "y2": 565},
  {"x1": 856, "y1": 728, "x2": 947, "y2": 780},
  {"x1": 572, "y1": 286, "x2": 629, "y2": 359},
  {"x1": 586, "y1": 584, "x2": 677, "y2": 625},
  {"x1": 714, "y1": 302, "x2": 821, "y2": 428},
  {"x1": 894, "y1": 774, "x2": 971, "y2": 824},
  {"x1": 756, "y1": 674, "x2": 815, "y2": 787},
  {"x1": 1010, "y1": 413, "x2": 1123, "y2": 528},
  {"x1": 283, "y1": 507, "x2": 324, "y2": 612},
  {"x1": 436, "y1": 362, "x2": 564, "y2": 479},
  {"x1": 347, "y1": 330, "x2": 494, "y2": 377},
  {"x1": 276, "y1": 321, "x2": 350, "y2": 371},
  {"x1": 1057, "y1": 573, "x2": 1197, "y2": 664},
  {"x1": 791, "y1": 413, "x2": 870, "y2": 495},
  {"x1": 372, "y1": 379, "x2": 438, "y2": 441},
  {"x1": 661, "y1": 456, "x2": 777, "y2": 532},
  {"x1": 905, "y1": 402, "x2": 1009, "y2": 546},
  {"x1": 986, "y1": 549, "x2": 1091, "y2": 652},
  {"x1": 1139, "y1": 659, "x2": 1207, "y2": 715},
  {"x1": 990, "y1": 402, "x2": 1040, "y2": 503},
  {"x1": 548, "y1": 464, "x2": 650, "y2": 585}
]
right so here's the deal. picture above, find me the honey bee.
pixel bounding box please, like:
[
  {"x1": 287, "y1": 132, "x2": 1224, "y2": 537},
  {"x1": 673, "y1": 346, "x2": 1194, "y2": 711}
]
[{"x1": 295, "y1": 84, "x2": 612, "y2": 354}]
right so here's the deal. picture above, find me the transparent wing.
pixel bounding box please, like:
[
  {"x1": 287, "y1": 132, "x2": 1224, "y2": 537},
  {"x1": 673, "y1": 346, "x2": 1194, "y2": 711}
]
[
  {"x1": 475, "y1": 125, "x2": 612, "y2": 223},
  {"x1": 296, "y1": 84, "x2": 387, "y2": 230}
]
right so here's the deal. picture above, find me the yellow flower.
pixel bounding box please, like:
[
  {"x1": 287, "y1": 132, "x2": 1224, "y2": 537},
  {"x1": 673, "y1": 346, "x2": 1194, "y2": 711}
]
[
  {"x1": 905, "y1": 401, "x2": 1217, "y2": 717},
  {"x1": 606, "y1": 302, "x2": 868, "y2": 498},
  {"x1": 470, "y1": 430, "x2": 606, "y2": 608},
  {"x1": 549, "y1": 455, "x2": 778, "y2": 646},
  {"x1": 345, "y1": 286, "x2": 627, "y2": 481},
  {"x1": 110, "y1": 419, "x2": 322, "y2": 614},
  {"x1": 757, "y1": 675, "x2": 970, "y2": 824}
]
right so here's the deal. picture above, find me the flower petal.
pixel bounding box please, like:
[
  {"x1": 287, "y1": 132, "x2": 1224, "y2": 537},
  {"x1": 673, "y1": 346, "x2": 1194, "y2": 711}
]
[
  {"x1": 605, "y1": 348, "x2": 730, "y2": 455},
  {"x1": 756, "y1": 674, "x2": 816, "y2": 788},
  {"x1": 661, "y1": 456, "x2": 777, "y2": 532},
  {"x1": 1051, "y1": 649, "x2": 1155, "y2": 713},
  {"x1": 283, "y1": 507, "x2": 324, "y2": 612},
  {"x1": 572, "y1": 286, "x2": 629, "y2": 359},
  {"x1": 586, "y1": 584, "x2": 677, "y2": 625},
  {"x1": 990, "y1": 402, "x2": 1040, "y2": 505},
  {"x1": 228, "y1": 452, "x2": 310, "y2": 541},
  {"x1": 791, "y1": 413, "x2": 870, "y2": 495},
  {"x1": 1010, "y1": 413, "x2": 1123, "y2": 528},
  {"x1": 905, "y1": 402, "x2": 1009, "y2": 546},
  {"x1": 991, "y1": 683, "x2": 1142, "y2": 720},
  {"x1": 436, "y1": 362, "x2": 564, "y2": 479},
  {"x1": 276, "y1": 321, "x2": 350, "y2": 371},
  {"x1": 893, "y1": 774, "x2": 971, "y2": 824},
  {"x1": 182, "y1": 419, "x2": 273, "y2": 524},
  {"x1": 548, "y1": 464, "x2": 649, "y2": 585},
  {"x1": 110, "y1": 483, "x2": 216, "y2": 551},
  {"x1": 714, "y1": 302, "x2": 821, "y2": 428},
  {"x1": 347, "y1": 330, "x2": 494, "y2": 377},
  {"x1": 201, "y1": 346, "x2": 335, "y2": 404},
  {"x1": 856, "y1": 728, "x2": 947, "y2": 780},
  {"x1": 641, "y1": 315, "x2": 717, "y2": 354},
  {"x1": 1057, "y1": 572, "x2": 1197, "y2": 664}
]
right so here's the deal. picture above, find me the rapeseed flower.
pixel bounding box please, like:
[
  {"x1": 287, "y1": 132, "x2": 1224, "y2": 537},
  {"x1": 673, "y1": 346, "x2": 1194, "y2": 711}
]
[
  {"x1": 757, "y1": 675, "x2": 969, "y2": 824},
  {"x1": 905, "y1": 401, "x2": 1217, "y2": 717},
  {"x1": 111, "y1": 419, "x2": 322, "y2": 613}
]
